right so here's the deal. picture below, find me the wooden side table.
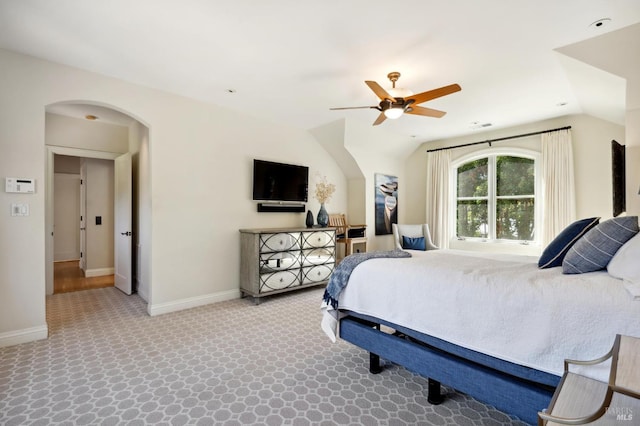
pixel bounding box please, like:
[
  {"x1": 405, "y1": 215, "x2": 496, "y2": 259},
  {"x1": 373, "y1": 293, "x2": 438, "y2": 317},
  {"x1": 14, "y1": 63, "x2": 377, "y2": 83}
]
[{"x1": 538, "y1": 334, "x2": 640, "y2": 425}]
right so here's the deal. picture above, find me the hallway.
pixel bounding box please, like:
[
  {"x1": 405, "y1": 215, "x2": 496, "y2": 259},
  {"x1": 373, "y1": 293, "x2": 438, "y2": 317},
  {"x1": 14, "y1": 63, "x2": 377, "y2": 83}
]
[{"x1": 54, "y1": 260, "x2": 114, "y2": 293}]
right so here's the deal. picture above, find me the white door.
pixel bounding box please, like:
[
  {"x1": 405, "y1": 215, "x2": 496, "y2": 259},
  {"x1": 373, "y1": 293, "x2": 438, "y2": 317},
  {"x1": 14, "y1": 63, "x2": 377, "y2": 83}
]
[
  {"x1": 79, "y1": 161, "x2": 87, "y2": 271},
  {"x1": 114, "y1": 152, "x2": 133, "y2": 295}
]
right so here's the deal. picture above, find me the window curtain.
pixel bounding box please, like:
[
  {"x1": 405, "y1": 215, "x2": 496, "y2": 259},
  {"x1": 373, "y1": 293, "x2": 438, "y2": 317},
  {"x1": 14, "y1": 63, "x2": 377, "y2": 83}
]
[
  {"x1": 541, "y1": 129, "x2": 575, "y2": 246},
  {"x1": 426, "y1": 150, "x2": 451, "y2": 249}
]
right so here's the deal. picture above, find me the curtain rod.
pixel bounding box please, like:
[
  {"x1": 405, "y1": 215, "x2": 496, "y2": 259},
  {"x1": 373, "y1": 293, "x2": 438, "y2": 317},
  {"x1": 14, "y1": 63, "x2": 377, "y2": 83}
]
[{"x1": 426, "y1": 125, "x2": 572, "y2": 153}]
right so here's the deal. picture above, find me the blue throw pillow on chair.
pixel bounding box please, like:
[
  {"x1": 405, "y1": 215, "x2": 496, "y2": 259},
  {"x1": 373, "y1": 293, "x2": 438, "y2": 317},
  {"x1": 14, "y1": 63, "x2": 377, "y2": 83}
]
[
  {"x1": 538, "y1": 217, "x2": 600, "y2": 268},
  {"x1": 402, "y1": 236, "x2": 426, "y2": 251}
]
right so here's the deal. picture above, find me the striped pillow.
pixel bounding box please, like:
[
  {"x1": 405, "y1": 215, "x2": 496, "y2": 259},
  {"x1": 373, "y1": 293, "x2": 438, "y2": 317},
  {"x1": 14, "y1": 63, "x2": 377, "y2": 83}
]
[{"x1": 563, "y1": 216, "x2": 639, "y2": 274}]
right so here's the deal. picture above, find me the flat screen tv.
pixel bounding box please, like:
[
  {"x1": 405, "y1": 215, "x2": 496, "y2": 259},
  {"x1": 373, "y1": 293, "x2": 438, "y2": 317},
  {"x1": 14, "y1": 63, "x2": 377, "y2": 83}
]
[{"x1": 252, "y1": 159, "x2": 309, "y2": 203}]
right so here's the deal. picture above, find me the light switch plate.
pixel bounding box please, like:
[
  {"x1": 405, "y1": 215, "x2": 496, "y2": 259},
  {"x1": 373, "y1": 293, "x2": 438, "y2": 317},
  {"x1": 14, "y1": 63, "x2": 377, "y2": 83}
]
[{"x1": 11, "y1": 203, "x2": 29, "y2": 216}]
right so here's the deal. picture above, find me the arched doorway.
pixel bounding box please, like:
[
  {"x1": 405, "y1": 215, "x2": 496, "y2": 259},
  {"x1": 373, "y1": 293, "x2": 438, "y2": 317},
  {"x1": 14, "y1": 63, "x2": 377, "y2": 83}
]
[{"x1": 44, "y1": 101, "x2": 152, "y2": 306}]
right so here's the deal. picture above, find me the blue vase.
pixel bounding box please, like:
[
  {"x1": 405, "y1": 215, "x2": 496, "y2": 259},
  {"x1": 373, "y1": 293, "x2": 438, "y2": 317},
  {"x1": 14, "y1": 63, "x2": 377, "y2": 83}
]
[{"x1": 317, "y1": 204, "x2": 329, "y2": 228}]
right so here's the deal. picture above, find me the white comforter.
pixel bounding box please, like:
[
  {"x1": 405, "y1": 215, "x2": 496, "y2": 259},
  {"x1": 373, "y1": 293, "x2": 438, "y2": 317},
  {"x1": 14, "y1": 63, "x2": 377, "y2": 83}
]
[{"x1": 321, "y1": 249, "x2": 640, "y2": 381}]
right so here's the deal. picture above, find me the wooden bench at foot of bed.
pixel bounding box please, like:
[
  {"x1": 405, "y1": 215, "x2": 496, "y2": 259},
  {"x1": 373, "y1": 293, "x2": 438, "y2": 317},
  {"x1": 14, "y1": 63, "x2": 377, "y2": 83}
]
[{"x1": 340, "y1": 315, "x2": 561, "y2": 425}]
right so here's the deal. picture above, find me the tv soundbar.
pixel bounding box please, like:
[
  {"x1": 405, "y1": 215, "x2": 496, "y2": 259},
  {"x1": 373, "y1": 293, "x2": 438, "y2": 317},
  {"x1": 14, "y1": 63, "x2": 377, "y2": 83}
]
[{"x1": 257, "y1": 203, "x2": 305, "y2": 213}]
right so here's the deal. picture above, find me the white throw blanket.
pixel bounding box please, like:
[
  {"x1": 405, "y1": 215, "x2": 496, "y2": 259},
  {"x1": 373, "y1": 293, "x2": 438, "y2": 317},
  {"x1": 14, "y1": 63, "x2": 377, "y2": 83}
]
[{"x1": 321, "y1": 249, "x2": 640, "y2": 382}]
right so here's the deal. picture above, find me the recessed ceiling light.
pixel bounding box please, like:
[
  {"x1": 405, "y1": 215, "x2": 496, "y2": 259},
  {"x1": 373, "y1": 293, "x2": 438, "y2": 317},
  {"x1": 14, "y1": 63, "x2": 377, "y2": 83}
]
[
  {"x1": 85, "y1": 114, "x2": 98, "y2": 120},
  {"x1": 589, "y1": 18, "x2": 611, "y2": 29}
]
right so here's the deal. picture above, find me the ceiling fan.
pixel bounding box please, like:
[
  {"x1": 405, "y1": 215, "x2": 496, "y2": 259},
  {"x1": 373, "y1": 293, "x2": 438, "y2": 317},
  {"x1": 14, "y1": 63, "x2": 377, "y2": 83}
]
[{"x1": 331, "y1": 72, "x2": 461, "y2": 126}]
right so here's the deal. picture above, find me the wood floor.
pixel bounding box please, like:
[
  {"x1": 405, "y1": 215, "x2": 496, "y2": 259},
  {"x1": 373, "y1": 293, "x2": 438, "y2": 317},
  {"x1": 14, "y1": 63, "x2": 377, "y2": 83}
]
[{"x1": 54, "y1": 260, "x2": 114, "y2": 294}]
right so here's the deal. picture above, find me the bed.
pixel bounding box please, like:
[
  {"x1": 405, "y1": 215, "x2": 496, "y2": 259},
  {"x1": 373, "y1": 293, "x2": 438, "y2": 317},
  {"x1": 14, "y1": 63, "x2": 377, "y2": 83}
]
[{"x1": 320, "y1": 249, "x2": 640, "y2": 425}]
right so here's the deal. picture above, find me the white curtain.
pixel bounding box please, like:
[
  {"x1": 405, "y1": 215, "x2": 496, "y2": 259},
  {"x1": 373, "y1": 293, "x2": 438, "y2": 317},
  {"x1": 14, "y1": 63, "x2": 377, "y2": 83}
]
[
  {"x1": 426, "y1": 150, "x2": 451, "y2": 249},
  {"x1": 541, "y1": 129, "x2": 575, "y2": 246}
]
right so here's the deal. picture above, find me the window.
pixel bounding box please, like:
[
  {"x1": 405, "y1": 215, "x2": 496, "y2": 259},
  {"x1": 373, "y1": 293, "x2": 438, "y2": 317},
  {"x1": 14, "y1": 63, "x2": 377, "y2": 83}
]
[{"x1": 454, "y1": 150, "x2": 538, "y2": 243}]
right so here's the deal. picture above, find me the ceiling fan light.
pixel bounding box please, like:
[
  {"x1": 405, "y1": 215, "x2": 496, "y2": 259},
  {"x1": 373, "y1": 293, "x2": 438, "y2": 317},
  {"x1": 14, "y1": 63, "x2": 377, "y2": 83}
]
[
  {"x1": 388, "y1": 87, "x2": 413, "y2": 98},
  {"x1": 384, "y1": 107, "x2": 404, "y2": 119}
]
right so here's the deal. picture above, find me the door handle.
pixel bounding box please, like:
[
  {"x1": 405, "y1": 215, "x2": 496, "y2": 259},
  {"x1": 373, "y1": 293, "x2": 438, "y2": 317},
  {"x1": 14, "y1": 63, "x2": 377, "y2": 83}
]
[{"x1": 120, "y1": 231, "x2": 132, "y2": 236}]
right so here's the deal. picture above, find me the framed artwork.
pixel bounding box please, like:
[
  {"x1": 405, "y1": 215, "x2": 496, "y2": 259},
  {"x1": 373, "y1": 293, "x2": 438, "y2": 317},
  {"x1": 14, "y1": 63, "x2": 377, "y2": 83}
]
[{"x1": 374, "y1": 173, "x2": 398, "y2": 235}]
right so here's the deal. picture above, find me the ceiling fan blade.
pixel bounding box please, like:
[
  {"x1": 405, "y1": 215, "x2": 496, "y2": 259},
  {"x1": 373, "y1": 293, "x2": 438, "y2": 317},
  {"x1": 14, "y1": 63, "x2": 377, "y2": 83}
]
[
  {"x1": 330, "y1": 105, "x2": 377, "y2": 110},
  {"x1": 406, "y1": 106, "x2": 447, "y2": 118},
  {"x1": 365, "y1": 80, "x2": 396, "y2": 102},
  {"x1": 372, "y1": 112, "x2": 387, "y2": 126},
  {"x1": 406, "y1": 83, "x2": 461, "y2": 105}
]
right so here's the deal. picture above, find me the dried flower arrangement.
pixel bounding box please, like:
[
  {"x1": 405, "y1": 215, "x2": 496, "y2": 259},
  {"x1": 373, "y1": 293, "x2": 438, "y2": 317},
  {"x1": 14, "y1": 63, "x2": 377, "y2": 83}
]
[{"x1": 314, "y1": 175, "x2": 336, "y2": 204}]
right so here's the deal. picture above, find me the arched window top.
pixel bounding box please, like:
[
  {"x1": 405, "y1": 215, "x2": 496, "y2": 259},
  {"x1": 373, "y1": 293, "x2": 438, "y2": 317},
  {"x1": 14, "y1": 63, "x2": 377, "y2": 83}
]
[
  {"x1": 452, "y1": 147, "x2": 539, "y2": 168},
  {"x1": 451, "y1": 148, "x2": 541, "y2": 244}
]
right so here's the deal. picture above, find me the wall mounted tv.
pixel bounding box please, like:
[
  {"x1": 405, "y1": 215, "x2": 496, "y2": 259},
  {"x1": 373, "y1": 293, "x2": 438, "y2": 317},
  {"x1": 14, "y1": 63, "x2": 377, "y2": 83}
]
[{"x1": 252, "y1": 159, "x2": 309, "y2": 204}]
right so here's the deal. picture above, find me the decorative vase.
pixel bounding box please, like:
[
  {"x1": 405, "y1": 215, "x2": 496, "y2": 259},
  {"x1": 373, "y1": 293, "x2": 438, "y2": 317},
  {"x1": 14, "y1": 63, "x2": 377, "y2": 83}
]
[
  {"x1": 317, "y1": 203, "x2": 329, "y2": 228},
  {"x1": 305, "y1": 210, "x2": 314, "y2": 228}
]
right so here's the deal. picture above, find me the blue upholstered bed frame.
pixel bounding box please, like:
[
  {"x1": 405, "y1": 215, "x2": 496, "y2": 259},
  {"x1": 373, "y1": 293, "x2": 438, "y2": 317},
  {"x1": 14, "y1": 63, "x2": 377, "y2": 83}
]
[{"x1": 339, "y1": 313, "x2": 561, "y2": 425}]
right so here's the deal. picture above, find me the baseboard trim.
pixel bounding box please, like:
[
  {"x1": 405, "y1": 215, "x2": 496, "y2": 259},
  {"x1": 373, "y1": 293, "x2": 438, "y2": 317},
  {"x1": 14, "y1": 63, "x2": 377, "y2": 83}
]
[
  {"x1": 148, "y1": 289, "x2": 241, "y2": 316},
  {"x1": 54, "y1": 254, "x2": 80, "y2": 262},
  {"x1": 0, "y1": 325, "x2": 48, "y2": 348},
  {"x1": 85, "y1": 267, "x2": 115, "y2": 277}
]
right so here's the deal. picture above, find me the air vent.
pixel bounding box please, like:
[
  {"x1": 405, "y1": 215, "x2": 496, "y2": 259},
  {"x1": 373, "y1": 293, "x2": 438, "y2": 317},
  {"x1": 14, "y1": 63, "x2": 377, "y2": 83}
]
[{"x1": 470, "y1": 121, "x2": 492, "y2": 130}]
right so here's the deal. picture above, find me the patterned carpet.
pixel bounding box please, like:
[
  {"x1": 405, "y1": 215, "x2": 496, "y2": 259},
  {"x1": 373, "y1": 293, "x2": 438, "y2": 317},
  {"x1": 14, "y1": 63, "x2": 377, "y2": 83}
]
[{"x1": 0, "y1": 287, "x2": 527, "y2": 425}]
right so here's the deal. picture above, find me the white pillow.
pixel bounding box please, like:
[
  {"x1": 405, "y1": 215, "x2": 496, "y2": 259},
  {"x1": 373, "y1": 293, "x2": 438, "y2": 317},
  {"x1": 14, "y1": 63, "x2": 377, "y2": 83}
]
[{"x1": 608, "y1": 232, "x2": 640, "y2": 281}]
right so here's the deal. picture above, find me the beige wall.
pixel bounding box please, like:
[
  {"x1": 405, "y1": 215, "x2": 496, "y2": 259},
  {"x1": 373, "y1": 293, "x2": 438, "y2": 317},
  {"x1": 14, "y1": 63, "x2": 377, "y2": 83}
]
[
  {"x1": 0, "y1": 48, "x2": 347, "y2": 345},
  {"x1": 83, "y1": 158, "x2": 115, "y2": 274},
  {"x1": 54, "y1": 154, "x2": 81, "y2": 174},
  {"x1": 46, "y1": 113, "x2": 129, "y2": 153},
  {"x1": 53, "y1": 172, "x2": 80, "y2": 261},
  {"x1": 53, "y1": 153, "x2": 82, "y2": 263},
  {"x1": 310, "y1": 118, "x2": 411, "y2": 253},
  {"x1": 343, "y1": 119, "x2": 408, "y2": 252},
  {"x1": 626, "y1": 103, "x2": 640, "y2": 215}
]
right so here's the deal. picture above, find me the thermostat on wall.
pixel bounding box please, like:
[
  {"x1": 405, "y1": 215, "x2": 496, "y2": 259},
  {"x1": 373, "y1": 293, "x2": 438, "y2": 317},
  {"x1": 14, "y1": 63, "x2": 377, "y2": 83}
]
[{"x1": 5, "y1": 177, "x2": 35, "y2": 193}]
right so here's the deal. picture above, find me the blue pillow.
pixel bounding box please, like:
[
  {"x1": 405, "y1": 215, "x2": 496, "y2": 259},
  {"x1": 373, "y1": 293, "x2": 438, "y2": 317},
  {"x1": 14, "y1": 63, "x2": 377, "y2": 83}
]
[
  {"x1": 538, "y1": 217, "x2": 600, "y2": 268},
  {"x1": 402, "y1": 236, "x2": 426, "y2": 251},
  {"x1": 563, "y1": 216, "x2": 639, "y2": 274}
]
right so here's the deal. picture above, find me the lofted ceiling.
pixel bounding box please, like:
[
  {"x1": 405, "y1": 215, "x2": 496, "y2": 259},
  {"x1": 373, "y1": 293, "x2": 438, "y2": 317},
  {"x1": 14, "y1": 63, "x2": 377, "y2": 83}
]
[{"x1": 1, "y1": 0, "x2": 639, "y2": 144}]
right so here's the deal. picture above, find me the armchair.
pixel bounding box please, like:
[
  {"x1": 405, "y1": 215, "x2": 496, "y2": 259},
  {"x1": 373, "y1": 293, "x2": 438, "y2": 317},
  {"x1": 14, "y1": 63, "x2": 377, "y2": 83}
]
[{"x1": 392, "y1": 223, "x2": 438, "y2": 251}]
